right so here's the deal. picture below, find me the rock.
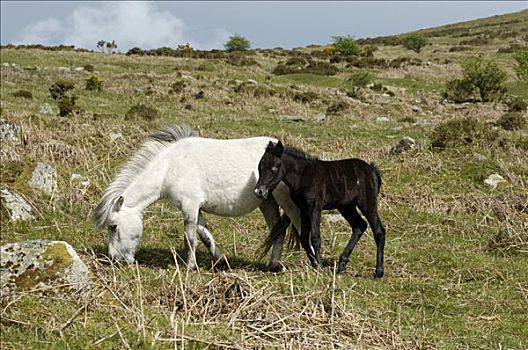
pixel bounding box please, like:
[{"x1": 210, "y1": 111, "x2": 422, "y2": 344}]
[
  {"x1": 390, "y1": 136, "x2": 416, "y2": 154},
  {"x1": 108, "y1": 130, "x2": 123, "y2": 141},
  {"x1": 484, "y1": 174, "x2": 507, "y2": 189},
  {"x1": 2, "y1": 62, "x2": 9, "y2": 67},
  {"x1": 194, "y1": 90, "x2": 205, "y2": 99},
  {"x1": 73, "y1": 66, "x2": 84, "y2": 72},
  {"x1": 314, "y1": 112, "x2": 327, "y2": 122},
  {"x1": 277, "y1": 115, "x2": 305, "y2": 122},
  {"x1": 70, "y1": 174, "x2": 90, "y2": 187},
  {"x1": 29, "y1": 162, "x2": 56, "y2": 195},
  {"x1": 473, "y1": 152, "x2": 487, "y2": 161},
  {"x1": 411, "y1": 105, "x2": 422, "y2": 113},
  {"x1": 39, "y1": 103, "x2": 53, "y2": 114},
  {"x1": 0, "y1": 240, "x2": 90, "y2": 299},
  {"x1": 0, "y1": 188, "x2": 34, "y2": 221},
  {"x1": 0, "y1": 118, "x2": 21, "y2": 142},
  {"x1": 376, "y1": 116, "x2": 390, "y2": 124},
  {"x1": 247, "y1": 79, "x2": 258, "y2": 85}
]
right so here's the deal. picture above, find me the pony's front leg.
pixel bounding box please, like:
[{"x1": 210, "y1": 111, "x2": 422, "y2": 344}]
[
  {"x1": 259, "y1": 198, "x2": 283, "y2": 272},
  {"x1": 182, "y1": 207, "x2": 200, "y2": 271}
]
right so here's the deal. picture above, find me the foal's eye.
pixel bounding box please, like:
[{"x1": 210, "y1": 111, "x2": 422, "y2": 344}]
[
  {"x1": 109, "y1": 225, "x2": 117, "y2": 231},
  {"x1": 271, "y1": 166, "x2": 278, "y2": 173}
]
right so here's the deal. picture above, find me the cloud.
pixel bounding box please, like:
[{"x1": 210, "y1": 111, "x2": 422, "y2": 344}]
[{"x1": 13, "y1": 1, "x2": 229, "y2": 50}]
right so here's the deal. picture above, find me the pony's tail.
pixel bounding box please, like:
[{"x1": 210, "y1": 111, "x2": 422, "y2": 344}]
[
  {"x1": 259, "y1": 214, "x2": 300, "y2": 259},
  {"x1": 370, "y1": 162, "x2": 382, "y2": 194}
]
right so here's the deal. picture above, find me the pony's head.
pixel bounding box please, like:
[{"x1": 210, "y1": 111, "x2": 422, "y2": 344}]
[
  {"x1": 255, "y1": 141, "x2": 286, "y2": 199},
  {"x1": 105, "y1": 196, "x2": 143, "y2": 263}
]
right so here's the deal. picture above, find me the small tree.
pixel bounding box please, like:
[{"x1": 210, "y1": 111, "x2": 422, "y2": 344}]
[
  {"x1": 401, "y1": 33, "x2": 428, "y2": 53},
  {"x1": 331, "y1": 35, "x2": 360, "y2": 56},
  {"x1": 513, "y1": 48, "x2": 528, "y2": 83},
  {"x1": 224, "y1": 34, "x2": 251, "y2": 52},
  {"x1": 96, "y1": 40, "x2": 106, "y2": 52}
]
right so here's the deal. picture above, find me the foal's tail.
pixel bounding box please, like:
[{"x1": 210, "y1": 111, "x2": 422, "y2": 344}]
[
  {"x1": 259, "y1": 214, "x2": 300, "y2": 259},
  {"x1": 370, "y1": 162, "x2": 382, "y2": 194}
]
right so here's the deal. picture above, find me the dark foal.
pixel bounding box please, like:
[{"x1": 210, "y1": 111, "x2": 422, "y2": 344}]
[{"x1": 254, "y1": 141, "x2": 386, "y2": 278}]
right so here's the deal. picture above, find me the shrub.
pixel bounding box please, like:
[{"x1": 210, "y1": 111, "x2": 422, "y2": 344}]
[
  {"x1": 226, "y1": 52, "x2": 258, "y2": 66},
  {"x1": 444, "y1": 55, "x2": 507, "y2": 103},
  {"x1": 497, "y1": 112, "x2": 526, "y2": 131},
  {"x1": 505, "y1": 95, "x2": 527, "y2": 112},
  {"x1": 348, "y1": 70, "x2": 373, "y2": 87},
  {"x1": 285, "y1": 57, "x2": 308, "y2": 66},
  {"x1": 331, "y1": 36, "x2": 360, "y2": 56},
  {"x1": 293, "y1": 91, "x2": 319, "y2": 103},
  {"x1": 13, "y1": 90, "x2": 33, "y2": 99},
  {"x1": 272, "y1": 64, "x2": 299, "y2": 75},
  {"x1": 49, "y1": 80, "x2": 75, "y2": 100},
  {"x1": 224, "y1": 34, "x2": 251, "y2": 52},
  {"x1": 431, "y1": 117, "x2": 498, "y2": 149},
  {"x1": 513, "y1": 48, "x2": 528, "y2": 83},
  {"x1": 326, "y1": 100, "x2": 350, "y2": 115},
  {"x1": 85, "y1": 74, "x2": 104, "y2": 91},
  {"x1": 58, "y1": 95, "x2": 77, "y2": 117},
  {"x1": 169, "y1": 81, "x2": 186, "y2": 94},
  {"x1": 83, "y1": 64, "x2": 95, "y2": 72},
  {"x1": 125, "y1": 104, "x2": 159, "y2": 120},
  {"x1": 304, "y1": 61, "x2": 338, "y2": 76},
  {"x1": 401, "y1": 33, "x2": 428, "y2": 53}
]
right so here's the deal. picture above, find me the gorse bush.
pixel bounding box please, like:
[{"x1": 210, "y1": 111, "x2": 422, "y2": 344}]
[
  {"x1": 12, "y1": 90, "x2": 33, "y2": 99},
  {"x1": 513, "y1": 48, "x2": 528, "y2": 83},
  {"x1": 401, "y1": 33, "x2": 428, "y2": 53},
  {"x1": 125, "y1": 104, "x2": 159, "y2": 121},
  {"x1": 331, "y1": 36, "x2": 360, "y2": 56},
  {"x1": 58, "y1": 95, "x2": 77, "y2": 117},
  {"x1": 85, "y1": 75, "x2": 104, "y2": 91},
  {"x1": 444, "y1": 55, "x2": 507, "y2": 103},
  {"x1": 431, "y1": 117, "x2": 498, "y2": 149},
  {"x1": 224, "y1": 34, "x2": 251, "y2": 52},
  {"x1": 349, "y1": 70, "x2": 374, "y2": 87},
  {"x1": 49, "y1": 80, "x2": 75, "y2": 100}
]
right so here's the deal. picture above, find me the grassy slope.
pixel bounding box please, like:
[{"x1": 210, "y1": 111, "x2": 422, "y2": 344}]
[{"x1": 1, "y1": 10, "x2": 527, "y2": 349}]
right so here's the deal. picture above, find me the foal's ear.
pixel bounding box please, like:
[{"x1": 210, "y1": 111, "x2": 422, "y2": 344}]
[
  {"x1": 113, "y1": 196, "x2": 124, "y2": 212},
  {"x1": 275, "y1": 141, "x2": 284, "y2": 155}
]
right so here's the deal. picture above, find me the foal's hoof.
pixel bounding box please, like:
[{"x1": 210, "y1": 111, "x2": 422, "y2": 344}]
[
  {"x1": 268, "y1": 262, "x2": 284, "y2": 273},
  {"x1": 337, "y1": 267, "x2": 347, "y2": 275},
  {"x1": 373, "y1": 270, "x2": 384, "y2": 279}
]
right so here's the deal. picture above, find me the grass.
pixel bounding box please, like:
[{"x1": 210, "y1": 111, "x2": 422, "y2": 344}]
[{"x1": 1, "y1": 9, "x2": 528, "y2": 349}]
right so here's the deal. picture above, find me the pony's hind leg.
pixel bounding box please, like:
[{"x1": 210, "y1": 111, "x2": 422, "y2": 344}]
[
  {"x1": 337, "y1": 204, "x2": 368, "y2": 273},
  {"x1": 197, "y1": 212, "x2": 227, "y2": 268},
  {"x1": 181, "y1": 204, "x2": 200, "y2": 271}
]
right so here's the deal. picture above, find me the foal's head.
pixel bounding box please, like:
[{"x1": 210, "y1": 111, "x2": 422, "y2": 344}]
[
  {"x1": 254, "y1": 141, "x2": 285, "y2": 199},
  {"x1": 106, "y1": 196, "x2": 143, "y2": 263}
]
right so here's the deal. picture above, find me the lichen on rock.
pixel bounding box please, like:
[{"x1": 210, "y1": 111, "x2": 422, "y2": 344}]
[{"x1": 0, "y1": 240, "x2": 90, "y2": 300}]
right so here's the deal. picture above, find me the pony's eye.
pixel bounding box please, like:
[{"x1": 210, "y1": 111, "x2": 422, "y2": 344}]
[
  {"x1": 271, "y1": 166, "x2": 278, "y2": 173},
  {"x1": 109, "y1": 225, "x2": 117, "y2": 231}
]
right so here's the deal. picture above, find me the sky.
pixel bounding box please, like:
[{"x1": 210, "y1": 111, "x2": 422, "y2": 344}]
[{"x1": 1, "y1": 1, "x2": 526, "y2": 51}]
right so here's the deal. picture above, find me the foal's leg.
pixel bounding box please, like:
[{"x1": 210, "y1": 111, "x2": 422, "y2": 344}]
[
  {"x1": 196, "y1": 211, "x2": 226, "y2": 268},
  {"x1": 358, "y1": 203, "x2": 386, "y2": 279},
  {"x1": 259, "y1": 197, "x2": 283, "y2": 271},
  {"x1": 337, "y1": 204, "x2": 368, "y2": 273},
  {"x1": 309, "y1": 208, "x2": 323, "y2": 267},
  {"x1": 300, "y1": 212, "x2": 318, "y2": 268},
  {"x1": 181, "y1": 204, "x2": 200, "y2": 271}
]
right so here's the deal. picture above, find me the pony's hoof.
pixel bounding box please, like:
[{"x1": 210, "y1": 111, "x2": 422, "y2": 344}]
[
  {"x1": 212, "y1": 255, "x2": 229, "y2": 270},
  {"x1": 373, "y1": 270, "x2": 384, "y2": 279},
  {"x1": 268, "y1": 262, "x2": 284, "y2": 273}
]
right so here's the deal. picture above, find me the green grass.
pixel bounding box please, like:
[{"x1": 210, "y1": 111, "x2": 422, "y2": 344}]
[{"x1": 1, "y1": 10, "x2": 527, "y2": 348}]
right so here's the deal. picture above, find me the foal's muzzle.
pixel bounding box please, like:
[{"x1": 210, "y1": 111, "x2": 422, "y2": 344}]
[{"x1": 254, "y1": 187, "x2": 269, "y2": 199}]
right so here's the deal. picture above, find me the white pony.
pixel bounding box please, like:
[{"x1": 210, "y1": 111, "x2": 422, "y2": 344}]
[{"x1": 94, "y1": 124, "x2": 300, "y2": 270}]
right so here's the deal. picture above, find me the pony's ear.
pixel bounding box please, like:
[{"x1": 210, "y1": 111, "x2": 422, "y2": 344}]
[
  {"x1": 267, "y1": 141, "x2": 274, "y2": 150},
  {"x1": 113, "y1": 196, "x2": 124, "y2": 212}
]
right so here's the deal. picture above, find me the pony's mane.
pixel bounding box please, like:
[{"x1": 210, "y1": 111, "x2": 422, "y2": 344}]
[
  {"x1": 93, "y1": 124, "x2": 194, "y2": 230},
  {"x1": 283, "y1": 145, "x2": 318, "y2": 160}
]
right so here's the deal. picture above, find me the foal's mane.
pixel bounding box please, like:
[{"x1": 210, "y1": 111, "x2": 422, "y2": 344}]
[
  {"x1": 93, "y1": 124, "x2": 194, "y2": 230},
  {"x1": 283, "y1": 145, "x2": 318, "y2": 160}
]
